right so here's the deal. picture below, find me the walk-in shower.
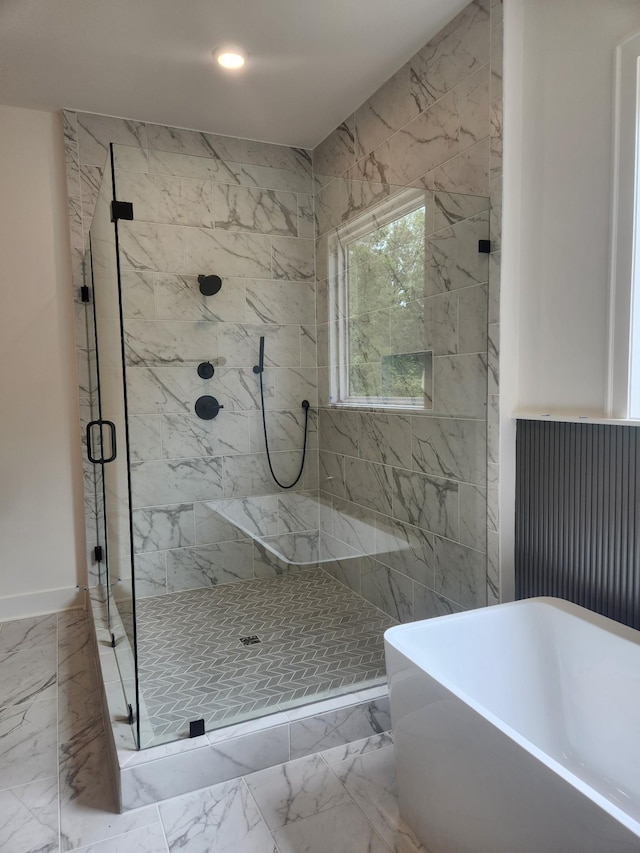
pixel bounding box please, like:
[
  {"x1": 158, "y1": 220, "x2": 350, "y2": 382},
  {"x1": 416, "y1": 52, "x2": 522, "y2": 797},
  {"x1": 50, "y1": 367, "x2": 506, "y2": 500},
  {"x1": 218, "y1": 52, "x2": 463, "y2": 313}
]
[{"x1": 83, "y1": 127, "x2": 490, "y2": 752}]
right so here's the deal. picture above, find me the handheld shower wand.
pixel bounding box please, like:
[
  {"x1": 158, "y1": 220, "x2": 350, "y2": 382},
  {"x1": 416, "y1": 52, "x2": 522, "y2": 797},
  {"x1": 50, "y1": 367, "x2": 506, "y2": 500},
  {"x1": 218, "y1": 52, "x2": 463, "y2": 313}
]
[{"x1": 254, "y1": 335, "x2": 310, "y2": 489}]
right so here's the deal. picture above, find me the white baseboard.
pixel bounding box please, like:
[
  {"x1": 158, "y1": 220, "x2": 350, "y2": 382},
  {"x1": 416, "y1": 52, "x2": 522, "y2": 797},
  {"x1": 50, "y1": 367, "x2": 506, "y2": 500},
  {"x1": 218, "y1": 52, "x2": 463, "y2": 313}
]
[{"x1": 0, "y1": 586, "x2": 86, "y2": 621}]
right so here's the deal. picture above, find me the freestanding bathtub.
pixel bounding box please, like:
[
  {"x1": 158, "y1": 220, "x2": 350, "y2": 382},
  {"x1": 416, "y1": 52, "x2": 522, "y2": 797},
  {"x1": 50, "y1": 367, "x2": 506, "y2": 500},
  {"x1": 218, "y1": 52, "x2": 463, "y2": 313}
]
[{"x1": 385, "y1": 597, "x2": 640, "y2": 852}]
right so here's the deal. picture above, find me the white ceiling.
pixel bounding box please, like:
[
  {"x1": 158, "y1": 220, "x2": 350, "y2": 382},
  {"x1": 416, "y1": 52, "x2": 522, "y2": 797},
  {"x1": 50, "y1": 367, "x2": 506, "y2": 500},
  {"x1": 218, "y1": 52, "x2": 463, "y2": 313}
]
[{"x1": 0, "y1": 0, "x2": 470, "y2": 149}]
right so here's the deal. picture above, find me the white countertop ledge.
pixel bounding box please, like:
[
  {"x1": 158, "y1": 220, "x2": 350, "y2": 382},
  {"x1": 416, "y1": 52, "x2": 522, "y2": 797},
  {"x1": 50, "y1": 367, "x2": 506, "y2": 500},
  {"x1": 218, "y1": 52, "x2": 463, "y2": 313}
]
[{"x1": 513, "y1": 410, "x2": 640, "y2": 428}]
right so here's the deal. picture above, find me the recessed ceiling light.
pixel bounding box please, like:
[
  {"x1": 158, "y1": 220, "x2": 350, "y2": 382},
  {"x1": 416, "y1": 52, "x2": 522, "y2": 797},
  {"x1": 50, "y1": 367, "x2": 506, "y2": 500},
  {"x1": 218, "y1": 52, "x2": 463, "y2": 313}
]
[{"x1": 214, "y1": 48, "x2": 246, "y2": 70}]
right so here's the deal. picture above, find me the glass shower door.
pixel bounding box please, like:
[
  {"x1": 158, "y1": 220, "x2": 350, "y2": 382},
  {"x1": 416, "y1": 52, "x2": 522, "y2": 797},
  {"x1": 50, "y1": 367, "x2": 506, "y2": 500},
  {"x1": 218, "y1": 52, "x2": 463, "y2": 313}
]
[{"x1": 88, "y1": 146, "x2": 139, "y2": 745}]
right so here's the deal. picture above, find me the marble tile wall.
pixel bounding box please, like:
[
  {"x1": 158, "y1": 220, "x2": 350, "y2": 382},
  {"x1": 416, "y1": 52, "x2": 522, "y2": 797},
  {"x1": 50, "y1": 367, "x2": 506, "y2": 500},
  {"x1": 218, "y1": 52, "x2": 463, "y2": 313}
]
[
  {"x1": 312, "y1": 0, "x2": 503, "y2": 620},
  {"x1": 63, "y1": 118, "x2": 317, "y2": 598}
]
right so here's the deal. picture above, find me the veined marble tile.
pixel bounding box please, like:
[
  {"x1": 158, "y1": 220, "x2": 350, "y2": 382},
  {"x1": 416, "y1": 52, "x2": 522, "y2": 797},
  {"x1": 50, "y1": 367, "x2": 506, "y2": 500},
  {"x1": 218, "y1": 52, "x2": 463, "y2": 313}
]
[
  {"x1": 487, "y1": 528, "x2": 499, "y2": 603},
  {"x1": 77, "y1": 112, "x2": 146, "y2": 167},
  {"x1": 166, "y1": 540, "x2": 253, "y2": 592},
  {"x1": 63, "y1": 109, "x2": 80, "y2": 197},
  {"x1": 425, "y1": 211, "x2": 489, "y2": 295},
  {"x1": 59, "y1": 727, "x2": 159, "y2": 851},
  {"x1": 184, "y1": 228, "x2": 272, "y2": 278},
  {"x1": 459, "y1": 63, "x2": 491, "y2": 152},
  {"x1": 68, "y1": 194, "x2": 83, "y2": 251},
  {"x1": 272, "y1": 237, "x2": 315, "y2": 281},
  {"x1": 491, "y1": 0, "x2": 503, "y2": 26},
  {"x1": 490, "y1": 172, "x2": 502, "y2": 251},
  {"x1": 126, "y1": 367, "x2": 191, "y2": 414},
  {"x1": 124, "y1": 319, "x2": 218, "y2": 367},
  {"x1": 412, "y1": 416, "x2": 486, "y2": 485},
  {"x1": 489, "y1": 251, "x2": 501, "y2": 325},
  {"x1": 159, "y1": 778, "x2": 277, "y2": 853},
  {"x1": 0, "y1": 698, "x2": 57, "y2": 790},
  {"x1": 161, "y1": 412, "x2": 250, "y2": 458},
  {"x1": 132, "y1": 551, "x2": 167, "y2": 598},
  {"x1": 223, "y1": 452, "x2": 307, "y2": 498},
  {"x1": 431, "y1": 136, "x2": 490, "y2": 197},
  {"x1": 491, "y1": 18, "x2": 503, "y2": 103},
  {"x1": 374, "y1": 515, "x2": 435, "y2": 587},
  {"x1": 409, "y1": 0, "x2": 490, "y2": 113},
  {"x1": 487, "y1": 461, "x2": 499, "y2": 533},
  {"x1": 314, "y1": 117, "x2": 356, "y2": 178},
  {"x1": 298, "y1": 193, "x2": 315, "y2": 238},
  {"x1": 459, "y1": 283, "x2": 488, "y2": 354},
  {"x1": 329, "y1": 498, "x2": 377, "y2": 555},
  {"x1": 300, "y1": 324, "x2": 317, "y2": 368},
  {"x1": 460, "y1": 482, "x2": 488, "y2": 551},
  {"x1": 432, "y1": 190, "x2": 489, "y2": 231},
  {"x1": 433, "y1": 535, "x2": 487, "y2": 608},
  {"x1": 389, "y1": 89, "x2": 459, "y2": 186},
  {"x1": 332, "y1": 746, "x2": 427, "y2": 853},
  {"x1": 218, "y1": 323, "x2": 300, "y2": 368},
  {"x1": 192, "y1": 366, "x2": 274, "y2": 412},
  {"x1": 0, "y1": 614, "x2": 56, "y2": 655},
  {"x1": 250, "y1": 408, "x2": 316, "y2": 454},
  {"x1": 245, "y1": 279, "x2": 315, "y2": 325},
  {"x1": 319, "y1": 451, "x2": 346, "y2": 499},
  {"x1": 71, "y1": 824, "x2": 169, "y2": 853},
  {"x1": 195, "y1": 496, "x2": 278, "y2": 543},
  {"x1": 113, "y1": 143, "x2": 150, "y2": 172},
  {"x1": 314, "y1": 177, "x2": 344, "y2": 238},
  {"x1": 0, "y1": 776, "x2": 59, "y2": 853},
  {"x1": 80, "y1": 163, "x2": 102, "y2": 227},
  {"x1": 120, "y1": 270, "x2": 156, "y2": 319},
  {"x1": 214, "y1": 185, "x2": 298, "y2": 236},
  {"x1": 355, "y1": 64, "x2": 417, "y2": 159},
  {"x1": 322, "y1": 732, "x2": 393, "y2": 765},
  {"x1": 289, "y1": 696, "x2": 390, "y2": 759},
  {"x1": 346, "y1": 143, "x2": 392, "y2": 185},
  {"x1": 318, "y1": 408, "x2": 359, "y2": 457},
  {"x1": 432, "y1": 353, "x2": 487, "y2": 418},
  {"x1": 132, "y1": 504, "x2": 195, "y2": 553},
  {"x1": 118, "y1": 220, "x2": 184, "y2": 273},
  {"x1": 273, "y1": 801, "x2": 390, "y2": 853},
  {"x1": 361, "y1": 560, "x2": 413, "y2": 622},
  {"x1": 131, "y1": 457, "x2": 223, "y2": 507},
  {"x1": 359, "y1": 412, "x2": 412, "y2": 470},
  {"x1": 246, "y1": 753, "x2": 351, "y2": 829},
  {"x1": 0, "y1": 646, "x2": 56, "y2": 708},
  {"x1": 319, "y1": 531, "x2": 362, "y2": 562},
  {"x1": 414, "y1": 582, "x2": 464, "y2": 619},
  {"x1": 490, "y1": 99, "x2": 503, "y2": 178},
  {"x1": 116, "y1": 170, "x2": 213, "y2": 227},
  {"x1": 277, "y1": 492, "x2": 320, "y2": 533},
  {"x1": 392, "y1": 468, "x2": 459, "y2": 539},
  {"x1": 344, "y1": 458, "x2": 393, "y2": 515},
  {"x1": 274, "y1": 367, "x2": 317, "y2": 409},
  {"x1": 129, "y1": 415, "x2": 162, "y2": 462}
]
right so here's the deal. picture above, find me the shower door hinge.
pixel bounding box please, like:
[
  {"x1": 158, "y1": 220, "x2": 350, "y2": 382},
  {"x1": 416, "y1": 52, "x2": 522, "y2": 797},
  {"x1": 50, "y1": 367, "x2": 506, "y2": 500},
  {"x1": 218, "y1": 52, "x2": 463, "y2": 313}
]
[
  {"x1": 478, "y1": 239, "x2": 492, "y2": 254},
  {"x1": 127, "y1": 703, "x2": 134, "y2": 725},
  {"x1": 93, "y1": 545, "x2": 103, "y2": 563},
  {"x1": 80, "y1": 285, "x2": 91, "y2": 303},
  {"x1": 111, "y1": 200, "x2": 134, "y2": 222}
]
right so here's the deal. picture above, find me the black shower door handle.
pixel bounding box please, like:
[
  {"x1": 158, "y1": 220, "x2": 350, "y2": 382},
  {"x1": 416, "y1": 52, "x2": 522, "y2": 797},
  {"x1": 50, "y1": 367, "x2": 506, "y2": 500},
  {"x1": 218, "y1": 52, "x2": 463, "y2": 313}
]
[{"x1": 86, "y1": 420, "x2": 117, "y2": 464}]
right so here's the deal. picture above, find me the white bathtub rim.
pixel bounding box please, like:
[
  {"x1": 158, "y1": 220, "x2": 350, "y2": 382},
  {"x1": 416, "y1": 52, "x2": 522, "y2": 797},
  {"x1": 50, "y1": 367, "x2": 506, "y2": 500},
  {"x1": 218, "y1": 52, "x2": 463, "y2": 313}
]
[{"x1": 385, "y1": 597, "x2": 640, "y2": 838}]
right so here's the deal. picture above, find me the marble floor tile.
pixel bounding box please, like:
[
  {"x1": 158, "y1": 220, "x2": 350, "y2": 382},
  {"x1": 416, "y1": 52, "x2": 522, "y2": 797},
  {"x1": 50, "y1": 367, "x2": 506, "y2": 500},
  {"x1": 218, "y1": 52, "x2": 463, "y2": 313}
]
[
  {"x1": 332, "y1": 747, "x2": 427, "y2": 853},
  {"x1": 321, "y1": 732, "x2": 393, "y2": 765},
  {"x1": 69, "y1": 823, "x2": 169, "y2": 852},
  {"x1": 159, "y1": 778, "x2": 276, "y2": 853},
  {"x1": 245, "y1": 752, "x2": 352, "y2": 829},
  {"x1": 0, "y1": 698, "x2": 57, "y2": 790},
  {"x1": 0, "y1": 776, "x2": 59, "y2": 853},
  {"x1": 0, "y1": 614, "x2": 57, "y2": 655},
  {"x1": 0, "y1": 646, "x2": 57, "y2": 708},
  {"x1": 59, "y1": 728, "x2": 160, "y2": 852},
  {"x1": 272, "y1": 801, "x2": 391, "y2": 853}
]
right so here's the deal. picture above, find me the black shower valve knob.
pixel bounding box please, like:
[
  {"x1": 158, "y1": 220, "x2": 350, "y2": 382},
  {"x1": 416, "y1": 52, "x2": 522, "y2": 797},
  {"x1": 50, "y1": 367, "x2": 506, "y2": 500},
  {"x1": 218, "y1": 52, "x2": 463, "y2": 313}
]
[
  {"x1": 197, "y1": 361, "x2": 215, "y2": 379},
  {"x1": 194, "y1": 395, "x2": 224, "y2": 420}
]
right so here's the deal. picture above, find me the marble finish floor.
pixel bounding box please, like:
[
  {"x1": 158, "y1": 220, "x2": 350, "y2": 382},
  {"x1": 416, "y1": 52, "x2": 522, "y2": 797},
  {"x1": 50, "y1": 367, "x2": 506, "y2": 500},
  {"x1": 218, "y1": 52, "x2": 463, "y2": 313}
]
[
  {"x1": 136, "y1": 569, "x2": 396, "y2": 740},
  {"x1": 0, "y1": 609, "x2": 427, "y2": 852}
]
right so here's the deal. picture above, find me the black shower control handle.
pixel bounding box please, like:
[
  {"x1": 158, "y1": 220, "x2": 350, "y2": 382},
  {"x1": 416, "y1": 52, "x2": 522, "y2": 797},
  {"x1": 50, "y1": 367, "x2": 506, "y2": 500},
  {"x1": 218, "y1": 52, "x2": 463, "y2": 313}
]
[{"x1": 194, "y1": 396, "x2": 224, "y2": 420}]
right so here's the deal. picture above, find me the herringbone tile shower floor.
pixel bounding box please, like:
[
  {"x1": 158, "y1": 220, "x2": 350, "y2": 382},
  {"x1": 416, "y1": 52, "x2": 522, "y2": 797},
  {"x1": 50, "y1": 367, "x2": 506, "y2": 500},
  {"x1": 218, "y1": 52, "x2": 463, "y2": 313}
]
[{"x1": 136, "y1": 569, "x2": 396, "y2": 739}]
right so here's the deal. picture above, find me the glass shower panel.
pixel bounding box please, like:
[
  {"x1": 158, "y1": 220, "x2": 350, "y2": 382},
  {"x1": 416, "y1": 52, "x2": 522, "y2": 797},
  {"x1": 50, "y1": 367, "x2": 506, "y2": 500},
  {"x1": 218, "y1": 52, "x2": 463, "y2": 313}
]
[{"x1": 90, "y1": 147, "x2": 139, "y2": 744}]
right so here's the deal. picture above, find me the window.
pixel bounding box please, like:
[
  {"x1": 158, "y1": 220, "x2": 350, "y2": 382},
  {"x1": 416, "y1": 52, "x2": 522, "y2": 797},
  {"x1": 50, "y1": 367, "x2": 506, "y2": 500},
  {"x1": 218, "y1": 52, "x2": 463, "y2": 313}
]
[
  {"x1": 328, "y1": 188, "x2": 432, "y2": 410},
  {"x1": 608, "y1": 30, "x2": 640, "y2": 418}
]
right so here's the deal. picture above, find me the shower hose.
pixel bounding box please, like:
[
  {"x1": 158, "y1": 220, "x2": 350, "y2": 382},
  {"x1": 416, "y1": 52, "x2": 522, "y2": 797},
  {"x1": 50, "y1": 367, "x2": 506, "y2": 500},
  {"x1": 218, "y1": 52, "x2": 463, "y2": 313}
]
[{"x1": 254, "y1": 335, "x2": 310, "y2": 489}]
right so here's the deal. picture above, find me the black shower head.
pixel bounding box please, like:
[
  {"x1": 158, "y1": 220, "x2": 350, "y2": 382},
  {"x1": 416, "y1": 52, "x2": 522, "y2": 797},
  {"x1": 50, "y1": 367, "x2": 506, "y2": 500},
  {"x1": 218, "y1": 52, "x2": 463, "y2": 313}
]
[{"x1": 198, "y1": 274, "x2": 222, "y2": 295}]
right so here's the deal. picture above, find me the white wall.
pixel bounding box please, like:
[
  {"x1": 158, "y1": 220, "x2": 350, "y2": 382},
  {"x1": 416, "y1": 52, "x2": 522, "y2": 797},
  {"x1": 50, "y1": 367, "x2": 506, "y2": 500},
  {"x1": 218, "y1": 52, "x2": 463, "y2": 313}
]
[
  {"x1": 0, "y1": 104, "x2": 85, "y2": 617},
  {"x1": 500, "y1": 0, "x2": 640, "y2": 598}
]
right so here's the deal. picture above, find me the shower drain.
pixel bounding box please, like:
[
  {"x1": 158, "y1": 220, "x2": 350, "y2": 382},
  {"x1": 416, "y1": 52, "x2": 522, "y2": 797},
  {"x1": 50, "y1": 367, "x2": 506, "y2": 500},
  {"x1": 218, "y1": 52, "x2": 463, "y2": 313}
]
[{"x1": 239, "y1": 635, "x2": 261, "y2": 646}]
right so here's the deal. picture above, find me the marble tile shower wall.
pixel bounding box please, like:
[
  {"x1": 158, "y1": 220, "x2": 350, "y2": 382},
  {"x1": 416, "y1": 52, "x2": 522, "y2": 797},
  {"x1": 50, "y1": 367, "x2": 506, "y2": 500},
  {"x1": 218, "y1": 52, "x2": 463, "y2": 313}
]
[
  {"x1": 63, "y1": 115, "x2": 319, "y2": 597},
  {"x1": 312, "y1": 0, "x2": 503, "y2": 620}
]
